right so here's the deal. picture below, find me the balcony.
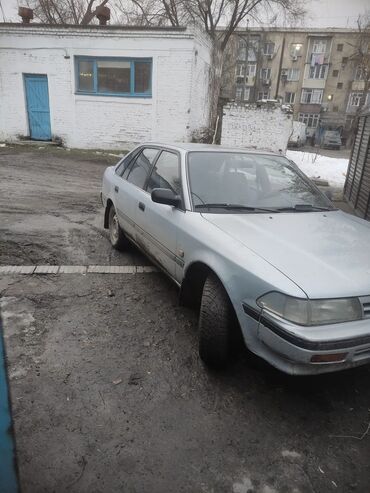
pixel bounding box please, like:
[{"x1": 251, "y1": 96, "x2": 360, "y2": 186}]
[
  {"x1": 299, "y1": 103, "x2": 322, "y2": 113},
  {"x1": 352, "y1": 80, "x2": 365, "y2": 91}
]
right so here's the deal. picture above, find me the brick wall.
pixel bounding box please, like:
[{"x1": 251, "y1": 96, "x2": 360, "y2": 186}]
[
  {"x1": 0, "y1": 25, "x2": 211, "y2": 149},
  {"x1": 221, "y1": 104, "x2": 293, "y2": 152}
]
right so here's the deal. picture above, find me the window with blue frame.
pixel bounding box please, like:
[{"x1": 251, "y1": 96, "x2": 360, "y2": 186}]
[{"x1": 75, "y1": 57, "x2": 152, "y2": 97}]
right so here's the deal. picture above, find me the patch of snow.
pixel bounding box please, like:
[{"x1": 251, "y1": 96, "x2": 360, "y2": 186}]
[
  {"x1": 233, "y1": 477, "x2": 254, "y2": 493},
  {"x1": 286, "y1": 150, "x2": 349, "y2": 188},
  {"x1": 281, "y1": 450, "x2": 301, "y2": 459}
]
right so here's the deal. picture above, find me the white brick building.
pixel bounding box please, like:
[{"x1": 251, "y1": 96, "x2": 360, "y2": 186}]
[
  {"x1": 221, "y1": 103, "x2": 293, "y2": 153},
  {"x1": 0, "y1": 24, "x2": 211, "y2": 149}
]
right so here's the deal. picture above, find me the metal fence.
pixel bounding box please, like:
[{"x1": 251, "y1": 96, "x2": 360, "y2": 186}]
[{"x1": 344, "y1": 110, "x2": 370, "y2": 220}]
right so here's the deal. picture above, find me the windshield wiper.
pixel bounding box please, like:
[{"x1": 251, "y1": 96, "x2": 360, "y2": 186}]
[
  {"x1": 194, "y1": 203, "x2": 279, "y2": 213},
  {"x1": 276, "y1": 204, "x2": 334, "y2": 212}
]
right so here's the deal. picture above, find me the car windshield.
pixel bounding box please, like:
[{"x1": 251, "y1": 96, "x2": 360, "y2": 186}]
[{"x1": 187, "y1": 152, "x2": 335, "y2": 213}]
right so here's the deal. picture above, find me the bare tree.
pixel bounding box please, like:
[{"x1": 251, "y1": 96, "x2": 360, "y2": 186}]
[
  {"x1": 114, "y1": 0, "x2": 171, "y2": 25},
  {"x1": 345, "y1": 12, "x2": 370, "y2": 144},
  {"x1": 158, "y1": 1, "x2": 305, "y2": 128},
  {"x1": 350, "y1": 13, "x2": 370, "y2": 110},
  {"x1": 118, "y1": 0, "x2": 305, "y2": 129},
  {"x1": 26, "y1": 0, "x2": 110, "y2": 24}
]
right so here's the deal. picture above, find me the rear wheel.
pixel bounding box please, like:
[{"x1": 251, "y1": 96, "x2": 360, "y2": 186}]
[
  {"x1": 108, "y1": 206, "x2": 128, "y2": 251},
  {"x1": 198, "y1": 274, "x2": 235, "y2": 369}
]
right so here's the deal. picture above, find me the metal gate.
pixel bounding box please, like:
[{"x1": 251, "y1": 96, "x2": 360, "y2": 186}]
[
  {"x1": 344, "y1": 111, "x2": 370, "y2": 220},
  {"x1": 24, "y1": 74, "x2": 52, "y2": 141}
]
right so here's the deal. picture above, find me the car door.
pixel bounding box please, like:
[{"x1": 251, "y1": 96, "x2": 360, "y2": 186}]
[
  {"x1": 114, "y1": 147, "x2": 159, "y2": 240},
  {"x1": 134, "y1": 149, "x2": 183, "y2": 280}
]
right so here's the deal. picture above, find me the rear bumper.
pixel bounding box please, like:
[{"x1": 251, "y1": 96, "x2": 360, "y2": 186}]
[{"x1": 242, "y1": 303, "x2": 370, "y2": 375}]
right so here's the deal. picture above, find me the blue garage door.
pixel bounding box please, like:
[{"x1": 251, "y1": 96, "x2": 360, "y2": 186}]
[{"x1": 24, "y1": 74, "x2": 52, "y2": 141}]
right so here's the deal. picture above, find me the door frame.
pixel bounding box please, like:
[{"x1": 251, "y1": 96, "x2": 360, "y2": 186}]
[{"x1": 23, "y1": 73, "x2": 52, "y2": 141}]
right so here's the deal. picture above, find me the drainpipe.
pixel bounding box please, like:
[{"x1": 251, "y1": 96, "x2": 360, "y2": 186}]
[{"x1": 275, "y1": 35, "x2": 286, "y2": 100}]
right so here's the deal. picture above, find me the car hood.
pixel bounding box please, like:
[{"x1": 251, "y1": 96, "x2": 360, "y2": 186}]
[{"x1": 202, "y1": 210, "x2": 370, "y2": 298}]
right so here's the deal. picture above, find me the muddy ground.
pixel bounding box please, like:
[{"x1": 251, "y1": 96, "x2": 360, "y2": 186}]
[{"x1": 0, "y1": 145, "x2": 370, "y2": 493}]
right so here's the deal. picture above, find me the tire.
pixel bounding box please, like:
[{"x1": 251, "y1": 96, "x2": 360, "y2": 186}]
[
  {"x1": 198, "y1": 274, "x2": 235, "y2": 369},
  {"x1": 108, "y1": 205, "x2": 128, "y2": 251}
]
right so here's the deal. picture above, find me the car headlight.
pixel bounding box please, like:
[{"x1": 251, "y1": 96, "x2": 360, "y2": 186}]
[{"x1": 257, "y1": 292, "x2": 362, "y2": 326}]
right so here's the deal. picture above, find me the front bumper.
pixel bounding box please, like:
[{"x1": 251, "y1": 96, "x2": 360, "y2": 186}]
[{"x1": 242, "y1": 303, "x2": 370, "y2": 375}]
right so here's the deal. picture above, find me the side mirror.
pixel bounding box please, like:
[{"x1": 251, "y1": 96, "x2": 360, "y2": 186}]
[{"x1": 151, "y1": 188, "x2": 181, "y2": 207}]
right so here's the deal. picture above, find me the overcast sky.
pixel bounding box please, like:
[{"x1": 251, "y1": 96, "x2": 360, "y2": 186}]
[{"x1": 0, "y1": 0, "x2": 369, "y2": 27}]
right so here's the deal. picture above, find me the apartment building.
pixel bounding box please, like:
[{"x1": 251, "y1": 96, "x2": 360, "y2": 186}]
[{"x1": 221, "y1": 27, "x2": 370, "y2": 139}]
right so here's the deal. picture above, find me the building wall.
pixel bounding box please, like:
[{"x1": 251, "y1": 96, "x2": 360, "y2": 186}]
[
  {"x1": 221, "y1": 104, "x2": 293, "y2": 153},
  {"x1": 0, "y1": 25, "x2": 211, "y2": 149},
  {"x1": 221, "y1": 27, "x2": 369, "y2": 141}
]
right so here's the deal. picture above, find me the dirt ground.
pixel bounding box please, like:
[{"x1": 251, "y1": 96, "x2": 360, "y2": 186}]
[{"x1": 1, "y1": 145, "x2": 370, "y2": 493}]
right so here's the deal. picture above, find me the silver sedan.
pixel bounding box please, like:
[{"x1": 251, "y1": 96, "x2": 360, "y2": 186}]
[{"x1": 101, "y1": 143, "x2": 370, "y2": 375}]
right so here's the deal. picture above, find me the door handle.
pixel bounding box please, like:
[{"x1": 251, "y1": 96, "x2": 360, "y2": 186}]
[
  {"x1": 114, "y1": 186, "x2": 119, "y2": 193},
  {"x1": 138, "y1": 202, "x2": 145, "y2": 212}
]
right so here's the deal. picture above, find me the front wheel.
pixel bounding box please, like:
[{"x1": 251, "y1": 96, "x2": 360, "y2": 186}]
[
  {"x1": 198, "y1": 274, "x2": 235, "y2": 369},
  {"x1": 108, "y1": 205, "x2": 128, "y2": 251}
]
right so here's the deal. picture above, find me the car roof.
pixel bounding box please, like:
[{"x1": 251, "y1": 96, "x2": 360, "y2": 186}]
[{"x1": 141, "y1": 142, "x2": 283, "y2": 156}]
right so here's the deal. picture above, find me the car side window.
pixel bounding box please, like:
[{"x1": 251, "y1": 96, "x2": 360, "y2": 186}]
[
  {"x1": 147, "y1": 151, "x2": 181, "y2": 195},
  {"x1": 126, "y1": 148, "x2": 159, "y2": 189},
  {"x1": 116, "y1": 148, "x2": 141, "y2": 177}
]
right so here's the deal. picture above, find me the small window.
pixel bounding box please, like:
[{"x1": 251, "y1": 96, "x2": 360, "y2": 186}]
[
  {"x1": 342, "y1": 57, "x2": 348, "y2": 64},
  {"x1": 301, "y1": 89, "x2": 323, "y2": 104},
  {"x1": 348, "y1": 92, "x2": 363, "y2": 107},
  {"x1": 236, "y1": 86, "x2": 243, "y2": 101},
  {"x1": 235, "y1": 64, "x2": 246, "y2": 78},
  {"x1": 97, "y1": 60, "x2": 130, "y2": 93},
  {"x1": 333, "y1": 106, "x2": 339, "y2": 112},
  {"x1": 260, "y1": 68, "x2": 272, "y2": 80},
  {"x1": 286, "y1": 68, "x2": 300, "y2": 81},
  {"x1": 127, "y1": 148, "x2": 159, "y2": 189},
  {"x1": 116, "y1": 155, "x2": 130, "y2": 176},
  {"x1": 332, "y1": 69, "x2": 339, "y2": 77},
  {"x1": 337, "y1": 82, "x2": 343, "y2": 89},
  {"x1": 263, "y1": 42, "x2": 275, "y2": 55},
  {"x1": 246, "y1": 64, "x2": 256, "y2": 77},
  {"x1": 238, "y1": 39, "x2": 247, "y2": 60},
  {"x1": 258, "y1": 91, "x2": 270, "y2": 100},
  {"x1": 298, "y1": 113, "x2": 320, "y2": 128},
  {"x1": 135, "y1": 62, "x2": 151, "y2": 93},
  {"x1": 78, "y1": 60, "x2": 94, "y2": 92},
  {"x1": 247, "y1": 42, "x2": 258, "y2": 62},
  {"x1": 116, "y1": 148, "x2": 142, "y2": 177},
  {"x1": 291, "y1": 43, "x2": 303, "y2": 57},
  {"x1": 147, "y1": 151, "x2": 181, "y2": 195},
  {"x1": 285, "y1": 92, "x2": 295, "y2": 104},
  {"x1": 354, "y1": 66, "x2": 365, "y2": 81},
  {"x1": 312, "y1": 39, "x2": 327, "y2": 54},
  {"x1": 76, "y1": 57, "x2": 152, "y2": 97},
  {"x1": 308, "y1": 64, "x2": 328, "y2": 79},
  {"x1": 337, "y1": 44, "x2": 343, "y2": 52}
]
